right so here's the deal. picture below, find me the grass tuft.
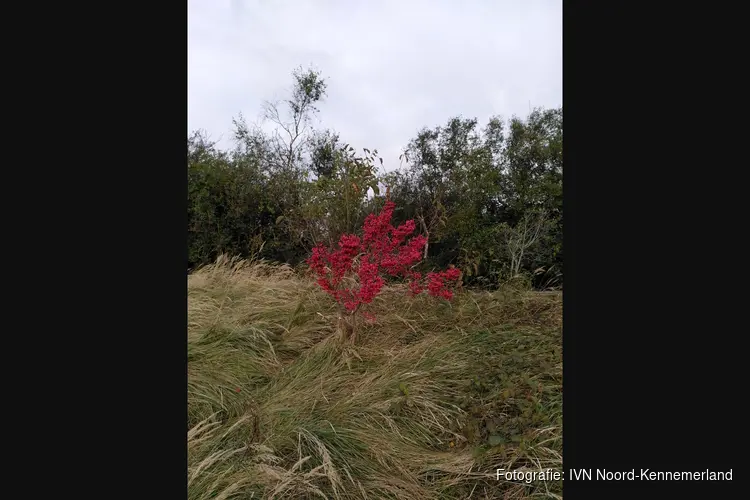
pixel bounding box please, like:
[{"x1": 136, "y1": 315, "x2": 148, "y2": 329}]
[{"x1": 188, "y1": 256, "x2": 562, "y2": 499}]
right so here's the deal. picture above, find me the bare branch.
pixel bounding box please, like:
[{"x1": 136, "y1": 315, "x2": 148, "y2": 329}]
[{"x1": 504, "y1": 211, "x2": 549, "y2": 277}]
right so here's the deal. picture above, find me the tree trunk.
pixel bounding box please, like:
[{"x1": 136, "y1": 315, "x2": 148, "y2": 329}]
[
  {"x1": 418, "y1": 215, "x2": 430, "y2": 259},
  {"x1": 336, "y1": 314, "x2": 356, "y2": 344}
]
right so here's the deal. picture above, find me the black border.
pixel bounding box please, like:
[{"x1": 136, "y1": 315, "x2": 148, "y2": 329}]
[
  {"x1": 39, "y1": 4, "x2": 190, "y2": 495},
  {"x1": 564, "y1": 3, "x2": 738, "y2": 498}
]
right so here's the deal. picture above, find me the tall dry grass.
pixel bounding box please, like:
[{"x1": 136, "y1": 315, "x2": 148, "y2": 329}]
[{"x1": 188, "y1": 256, "x2": 562, "y2": 499}]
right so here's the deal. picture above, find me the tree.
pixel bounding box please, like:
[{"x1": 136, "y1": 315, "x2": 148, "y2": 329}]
[
  {"x1": 224, "y1": 67, "x2": 332, "y2": 263},
  {"x1": 308, "y1": 200, "x2": 461, "y2": 343},
  {"x1": 503, "y1": 210, "x2": 550, "y2": 278},
  {"x1": 395, "y1": 116, "x2": 503, "y2": 278},
  {"x1": 501, "y1": 107, "x2": 562, "y2": 220},
  {"x1": 187, "y1": 65, "x2": 562, "y2": 289},
  {"x1": 289, "y1": 127, "x2": 385, "y2": 248},
  {"x1": 500, "y1": 108, "x2": 562, "y2": 286},
  {"x1": 260, "y1": 66, "x2": 328, "y2": 173},
  {"x1": 389, "y1": 109, "x2": 562, "y2": 287},
  {"x1": 187, "y1": 131, "x2": 274, "y2": 268},
  {"x1": 309, "y1": 128, "x2": 341, "y2": 179}
]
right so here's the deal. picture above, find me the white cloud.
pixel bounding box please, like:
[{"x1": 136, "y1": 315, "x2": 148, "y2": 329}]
[{"x1": 188, "y1": 0, "x2": 561, "y2": 170}]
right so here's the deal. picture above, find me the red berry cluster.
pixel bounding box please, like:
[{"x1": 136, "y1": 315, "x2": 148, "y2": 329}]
[{"x1": 307, "y1": 201, "x2": 461, "y2": 313}]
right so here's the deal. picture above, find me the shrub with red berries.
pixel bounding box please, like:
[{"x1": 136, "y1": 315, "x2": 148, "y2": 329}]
[{"x1": 307, "y1": 201, "x2": 461, "y2": 317}]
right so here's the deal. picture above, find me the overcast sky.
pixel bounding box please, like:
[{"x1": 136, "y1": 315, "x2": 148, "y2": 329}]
[{"x1": 188, "y1": 0, "x2": 561, "y2": 171}]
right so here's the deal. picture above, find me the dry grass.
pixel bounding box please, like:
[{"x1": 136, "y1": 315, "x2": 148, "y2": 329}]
[{"x1": 188, "y1": 255, "x2": 562, "y2": 499}]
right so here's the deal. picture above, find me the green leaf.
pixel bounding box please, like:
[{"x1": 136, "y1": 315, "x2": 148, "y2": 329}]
[
  {"x1": 371, "y1": 185, "x2": 380, "y2": 196},
  {"x1": 488, "y1": 435, "x2": 505, "y2": 446}
]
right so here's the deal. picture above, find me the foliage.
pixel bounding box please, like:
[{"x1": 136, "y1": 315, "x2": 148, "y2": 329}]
[
  {"x1": 188, "y1": 67, "x2": 562, "y2": 290},
  {"x1": 187, "y1": 132, "x2": 276, "y2": 267},
  {"x1": 300, "y1": 140, "x2": 382, "y2": 246},
  {"x1": 390, "y1": 109, "x2": 562, "y2": 288},
  {"x1": 308, "y1": 202, "x2": 461, "y2": 322}
]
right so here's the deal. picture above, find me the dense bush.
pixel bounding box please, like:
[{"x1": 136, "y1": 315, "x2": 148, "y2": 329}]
[{"x1": 188, "y1": 67, "x2": 562, "y2": 289}]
